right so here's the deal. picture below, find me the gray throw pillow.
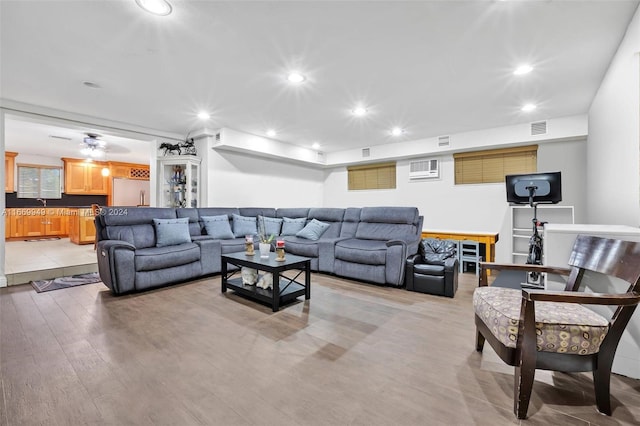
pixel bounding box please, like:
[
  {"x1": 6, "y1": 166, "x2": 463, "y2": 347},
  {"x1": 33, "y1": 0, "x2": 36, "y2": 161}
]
[
  {"x1": 153, "y1": 217, "x2": 191, "y2": 247},
  {"x1": 281, "y1": 217, "x2": 307, "y2": 236},
  {"x1": 201, "y1": 215, "x2": 234, "y2": 239},
  {"x1": 258, "y1": 215, "x2": 283, "y2": 237},
  {"x1": 296, "y1": 218, "x2": 330, "y2": 241},
  {"x1": 232, "y1": 214, "x2": 258, "y2": 237}
]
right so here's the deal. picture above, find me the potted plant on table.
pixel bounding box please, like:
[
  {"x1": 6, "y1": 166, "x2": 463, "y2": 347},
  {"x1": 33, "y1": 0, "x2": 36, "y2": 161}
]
[{"x1": 257, "y1": 216, "x2": 274, "y2": 258}]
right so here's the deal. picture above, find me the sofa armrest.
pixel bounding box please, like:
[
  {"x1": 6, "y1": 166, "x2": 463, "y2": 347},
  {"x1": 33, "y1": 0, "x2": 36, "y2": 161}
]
[
  {"x1": 405, "y1": 253, "x2": 423, "y2": 290},
  {"x1": 386, "y1": 239, "x2": 407, "y2": 248},
  {"x1": 97, "y1": 240, "x2": 136, "y2": 295},
  {"x1": 318, "y1": 238, "x2": 344, "y2": 273},
  {"x1": 444, "y1": 257, "x2": 458, "y2": 273}
]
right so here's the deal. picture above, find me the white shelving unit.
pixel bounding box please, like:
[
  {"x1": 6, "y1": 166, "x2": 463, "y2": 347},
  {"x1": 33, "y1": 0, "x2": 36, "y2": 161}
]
[
  {"x1": 157, "y1": 156, "x2": 201, "y2": 208},
  {"x1": 510, "y1": 205, "x2": 574, "y2": 264}
]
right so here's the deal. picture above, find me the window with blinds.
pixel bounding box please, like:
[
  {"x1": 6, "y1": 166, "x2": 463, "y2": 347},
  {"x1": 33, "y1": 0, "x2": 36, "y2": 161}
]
[
  {"x1": 348, "y1": 162, "x2": 396, "y2": 190},
  {"x1": 17, "y1": 165, "x2": 62, "y2": 199},
  {"x1": 454, "y1": 145, "x2": 537, "y2": 185}
]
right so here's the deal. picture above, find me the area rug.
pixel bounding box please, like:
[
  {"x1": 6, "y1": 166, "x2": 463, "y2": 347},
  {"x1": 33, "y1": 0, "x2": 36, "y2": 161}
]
[{"x1": 31, "y1": 272, "x2": 101, "y2": 293}]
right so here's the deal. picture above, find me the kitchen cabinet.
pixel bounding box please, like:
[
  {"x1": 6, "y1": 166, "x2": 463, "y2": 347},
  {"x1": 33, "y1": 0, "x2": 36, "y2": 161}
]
[
  {"x1": 5, "y1": 151, "x2": 17, "y2": 192},
  {"x1": 62, "y1": 158, "x2": 108, "y2": 195},
  {"x1": 68, "y1": 208, "x2": 96, "y2": 245},
  {"x1": 5, "y1": 208, "x2": 69, "y2": 239},
  {"x1": 109, "y1": 162, "x2": 150, "y2": 180}
]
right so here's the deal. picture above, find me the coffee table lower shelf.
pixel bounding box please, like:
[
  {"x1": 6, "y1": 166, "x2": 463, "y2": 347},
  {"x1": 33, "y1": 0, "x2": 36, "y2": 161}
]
[{"x1": 225, "y1": 278, "x2": 306, "y2": 307}]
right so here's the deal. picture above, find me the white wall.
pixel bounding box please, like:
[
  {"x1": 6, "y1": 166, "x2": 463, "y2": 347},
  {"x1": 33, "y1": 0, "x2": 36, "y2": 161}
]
[
  {"x1": 206, "y1": 146, "x2": 324, "y2": 207},
  {"x1": 587, "y1": 5, "x2": 640, "y2": 225},
  {"x1": 323, "y1": 138, "x2": 587, "y2": 263}
]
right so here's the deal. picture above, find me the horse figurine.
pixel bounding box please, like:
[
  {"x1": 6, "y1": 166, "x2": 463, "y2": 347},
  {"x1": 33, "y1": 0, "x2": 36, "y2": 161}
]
[
  {"x1": 159, "y1": 142, "x2": 181, "y2": 156},
  {"x1": 180, "y1": 138, "x2": 197, "y2": 155}
]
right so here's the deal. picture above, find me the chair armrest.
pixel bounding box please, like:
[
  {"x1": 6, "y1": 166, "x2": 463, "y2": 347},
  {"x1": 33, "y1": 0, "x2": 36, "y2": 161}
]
[
  {"x1": 478, "y1": 262, "x2": 571, "y2": 287},
  {"x1": 523, "y1": 289, "x2": 640, "y2": 306},
  {"x1": 386, "y1": 239, "x2": 407, "y2": 248},
  {"x1": 406, "y1": 253, "x2": 422, "y2": 266}
]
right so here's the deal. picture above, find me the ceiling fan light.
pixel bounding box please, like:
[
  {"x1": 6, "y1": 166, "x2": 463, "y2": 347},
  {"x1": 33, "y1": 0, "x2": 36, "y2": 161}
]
[{"x1": 135, "y1": 0, "x2": 172, "y2": 16}]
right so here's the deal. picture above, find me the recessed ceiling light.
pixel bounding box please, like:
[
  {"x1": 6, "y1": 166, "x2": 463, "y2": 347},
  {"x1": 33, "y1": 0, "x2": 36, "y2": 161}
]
[
  {"x1": 287, "y1": 72, "x2": 306, "y2": 83},
  {"x1": 521, "y1": 103, "x2": 537, "y2": 112},
  {"x1": 266, "y1": 129, "x2": 276, "y2": 137},
  {"x1": 352, "y1": 106, "x2": 368, "y2": 117},
  {"x1": 197, "y1": 112, "x2": 210, "y2": 120},
  {"x1": 311, "y1": 142, "x2": 321, "y2": 150},
  {"x1": 135, "y1": 0, "x2": 172, "y2": 16},
  {"x1": 513, "y1": 64, "x2": 533, "y2": 75},
  {"x1": 391, "y1": 127, "x2": 404, "y2": 136},
  {"x1": 82, "y1": 81, "x2": 101, "y2": 89}
]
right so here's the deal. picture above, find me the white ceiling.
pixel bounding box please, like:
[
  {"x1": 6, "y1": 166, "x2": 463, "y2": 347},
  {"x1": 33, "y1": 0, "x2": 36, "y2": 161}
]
[{"x1": 1, "y1": 0, "x2": 638, "y2": 163}]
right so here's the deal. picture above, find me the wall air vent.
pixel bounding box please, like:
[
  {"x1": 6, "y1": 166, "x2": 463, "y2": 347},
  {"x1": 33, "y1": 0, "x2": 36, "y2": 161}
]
[
  {"x1": 531, "y1": 121, "x2": 547, "y2": 136},
  {"x1": 215, "y1": 133, "x2": 221, "y2": 141},
  {"x1": 317, "y1": 151, "x2": 325, "y2": 163},
  {"x1": 438, "y1": 135, "x2": 450, "y2": 147},
  {"x1": 409, "y1": 158, "x2": 439, "y2": 180},
  {"x1": 362, "y1": 148, "x2": 370, "y2": 158},
  {"x1": 48, "y1": 135, "x2": 72, "y2": 141}
]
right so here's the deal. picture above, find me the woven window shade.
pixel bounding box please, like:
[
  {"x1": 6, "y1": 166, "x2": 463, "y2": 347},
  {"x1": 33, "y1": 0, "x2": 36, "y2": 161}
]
[
  {"x1": 348, "y1": 162, "x2": 396, "y2": 190},
  {"x1": 454, "y1": 145, "x2": 537, "y2": 184}
]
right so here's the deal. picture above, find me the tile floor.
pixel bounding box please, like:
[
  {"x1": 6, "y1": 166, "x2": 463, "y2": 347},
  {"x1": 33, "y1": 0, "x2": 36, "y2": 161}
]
[{"x1": 4, "y1": 238, "x2": 98, "y2": 285}]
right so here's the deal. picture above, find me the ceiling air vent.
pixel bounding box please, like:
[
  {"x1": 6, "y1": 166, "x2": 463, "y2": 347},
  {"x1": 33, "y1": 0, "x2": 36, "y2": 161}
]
[
  {"x1": 438, "y1": 135, "x2": 450, "y2": 147},
  {"x1": 531, "y1": 121, "x2": 547, "y2": 136},
  {"x1": 362, "y1": 148, "x2": 370, "y2": 158},
  {"x1": 409, "y1": 158, "x2": 439, "y2": 180},
  {"x1": 49, "y1": 135, "x2": 72, "y2": 141}
]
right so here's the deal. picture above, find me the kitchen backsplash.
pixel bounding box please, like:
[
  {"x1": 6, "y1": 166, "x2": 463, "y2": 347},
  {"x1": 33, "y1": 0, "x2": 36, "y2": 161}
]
[{"x1": 5, "y1": 193, "x2": 108, "y2": 208}]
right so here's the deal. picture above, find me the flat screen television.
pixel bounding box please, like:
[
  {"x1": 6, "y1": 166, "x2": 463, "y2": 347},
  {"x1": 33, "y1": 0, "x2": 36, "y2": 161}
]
[{"x1": 505, "y1": 172, "x2": 562, "y2": 205}]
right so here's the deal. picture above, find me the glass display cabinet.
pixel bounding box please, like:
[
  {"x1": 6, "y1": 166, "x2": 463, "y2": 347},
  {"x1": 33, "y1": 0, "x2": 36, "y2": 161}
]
[{"x1": 157, "y1": 156, "x2": 200, "y2": 208}]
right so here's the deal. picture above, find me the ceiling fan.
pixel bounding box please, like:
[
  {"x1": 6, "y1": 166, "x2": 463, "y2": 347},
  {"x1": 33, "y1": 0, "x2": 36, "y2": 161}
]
[{"x1": 80, "y1": 133, "x2": 107, "y2": 158}]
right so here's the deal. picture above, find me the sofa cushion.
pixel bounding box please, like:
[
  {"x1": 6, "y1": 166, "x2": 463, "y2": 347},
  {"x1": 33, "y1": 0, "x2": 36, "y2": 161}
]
[
  {"x1": 282, "y1": 236, "x2": 320, "y2": 257},
  {"x1": 414, "y1": 263, "x2": 445, "y2": 276},
  {"x1": 176, "y1": 208, "x2": 202, "y2": 237},
  {"x1": 201, "y1": 215, "x2": 234, "y2": 239},
  {"x1": 232, "y1": 214, "x2": 258, "y2": 237},
  {"x1": 473, "y1": 287, "x2": 609, "y2": 355},
  {"x1": 220, "y1": 238, "x2": 246, "y2": 253},
  {"x1": 335, "y1": 239, "x2": 388, "y2": 265},
  {"x1": 259, "y1": 215, "x2": 283, "y2": 237},
  {"x1": 135, "y1": 242, "x2": 200, "y2": 272},
  {"x1": 153, "y1": 217, "x2": 191, "y2": 247},
  {"x1": 281, "y1": 217, "x2": 307, "y2": 236},
  {"x1": 296, "y1": 219, "x2": 330, "y2": 241}
]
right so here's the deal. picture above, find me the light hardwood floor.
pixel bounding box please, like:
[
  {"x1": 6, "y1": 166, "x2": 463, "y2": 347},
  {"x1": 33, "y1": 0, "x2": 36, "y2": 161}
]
[{"x1": 1, "y1": 273, "x2": 639, "y2": 425}]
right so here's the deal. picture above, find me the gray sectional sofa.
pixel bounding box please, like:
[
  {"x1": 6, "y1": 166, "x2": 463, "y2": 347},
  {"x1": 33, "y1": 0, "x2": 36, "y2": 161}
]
[{"x1": 95, "y1": 206, "x2": 423, "y2": 295}]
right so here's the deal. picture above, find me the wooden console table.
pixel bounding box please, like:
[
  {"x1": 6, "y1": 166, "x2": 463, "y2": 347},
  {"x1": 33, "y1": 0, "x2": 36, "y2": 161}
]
[{"x1": 421, "y1": 230, "x2": 499, "y2": 265}]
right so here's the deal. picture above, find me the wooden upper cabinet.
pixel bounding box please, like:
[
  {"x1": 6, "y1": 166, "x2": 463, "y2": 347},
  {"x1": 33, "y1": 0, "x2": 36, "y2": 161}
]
[
  {"x1": 5, "y1": 152, "x2": 17, "y2": 193},
  {"x1": 62, "y1": 158, "x2": 108, "y2": 195},
  {"x1": 108, "y1": 161, "x2": 150, "y2": 180}
]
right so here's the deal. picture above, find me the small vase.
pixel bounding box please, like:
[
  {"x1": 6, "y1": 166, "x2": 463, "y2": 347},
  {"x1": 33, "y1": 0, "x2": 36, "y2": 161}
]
[{"x1": 259, "y1": 242, "x2": 271, "y2": 258}]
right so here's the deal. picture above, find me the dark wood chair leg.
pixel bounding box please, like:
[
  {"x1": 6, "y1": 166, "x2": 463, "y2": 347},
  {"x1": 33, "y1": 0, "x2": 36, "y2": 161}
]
[
  {"x1": 476, "y1": 329, "x2": 485, "y2": 352},
  {"x1": 514, "y1": 299, "x2": 536, "y2": 419},
  {"x1": 593, "y1": 357, "x2": 613, "y2": 415},
  {"x1": 514, "y1": 361, "x2": 535, "y2": 419}
]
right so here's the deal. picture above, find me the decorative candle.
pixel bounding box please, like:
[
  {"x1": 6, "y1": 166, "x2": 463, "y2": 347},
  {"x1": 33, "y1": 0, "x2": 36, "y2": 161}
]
[{"x1": 276, "y1": 240, "x2": 285, "y2": 248}]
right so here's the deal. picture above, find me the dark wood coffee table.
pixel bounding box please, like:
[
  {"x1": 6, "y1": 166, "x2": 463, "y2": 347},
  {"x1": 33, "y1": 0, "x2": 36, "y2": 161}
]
[{"x1": 221, "y1": 251, "x2": 311, "y2": 312}]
